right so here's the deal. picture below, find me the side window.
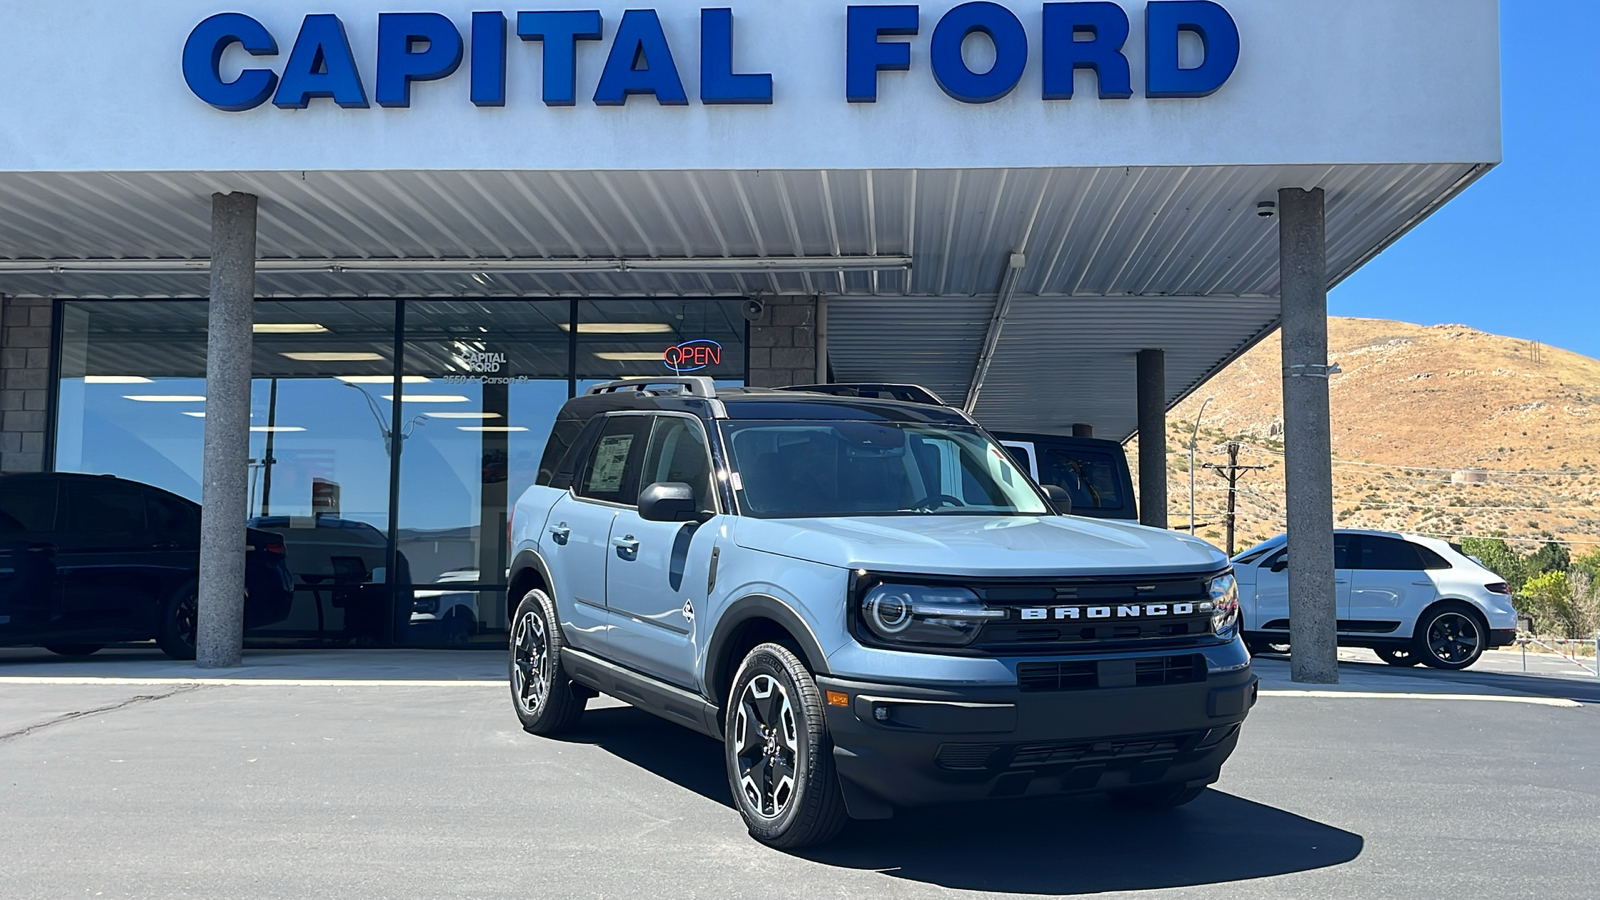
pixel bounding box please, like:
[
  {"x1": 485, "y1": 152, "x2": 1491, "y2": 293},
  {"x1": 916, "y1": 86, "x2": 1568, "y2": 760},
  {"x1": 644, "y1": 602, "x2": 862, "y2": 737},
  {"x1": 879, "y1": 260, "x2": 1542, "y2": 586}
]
[
  {"x1": 576, "y1": 416, "x2": 650, "y2": 505},
  {"x1": 146, "y1": 492, "x2": 198, "y2": 541},
  {"x1": 64, "y1": 481, "x2": 147, "y2": 534},
  {"x1": 1355, "y1": 536, "x2": 1424, "y2": 570},
  {"x1": 640, "y1": 416, "x2": 715, "y2": 512},
  {"x1": 1333, "y1": 533, "x2": 1353, "y2": 569},
  {"x1": 0, "y1": 479, "x2": 58, "y2": 534},
  {"x1": 1037, "y1": 448, "x2": 1125, "y2": 511},
  {"x1": 1262, "y1": 547, "x2": 1288, "y2": 570},
  {"x1": 1417, "y1": 546, "x2": 1453, "y2": 570},
  {"x1": 550, "y1": 417, "x2": 605, "y2": 491},
  {"x1": 1003, "y1": 444, "x2": 1033, "y2": 475}
]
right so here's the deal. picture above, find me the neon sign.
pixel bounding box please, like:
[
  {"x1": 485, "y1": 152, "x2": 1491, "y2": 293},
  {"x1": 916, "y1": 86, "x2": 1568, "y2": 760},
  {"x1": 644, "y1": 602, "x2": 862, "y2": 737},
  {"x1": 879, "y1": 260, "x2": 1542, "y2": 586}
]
[{"x1": 664, "y1": 339, "x2": 722, "y2": 372}]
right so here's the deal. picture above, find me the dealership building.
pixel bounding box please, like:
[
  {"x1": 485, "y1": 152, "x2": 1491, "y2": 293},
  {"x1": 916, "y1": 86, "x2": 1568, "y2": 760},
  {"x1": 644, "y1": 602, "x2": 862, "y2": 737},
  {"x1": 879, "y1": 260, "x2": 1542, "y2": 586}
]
[{"x1": 0, "y1": 1, "x2": 1500, "y2": 673}]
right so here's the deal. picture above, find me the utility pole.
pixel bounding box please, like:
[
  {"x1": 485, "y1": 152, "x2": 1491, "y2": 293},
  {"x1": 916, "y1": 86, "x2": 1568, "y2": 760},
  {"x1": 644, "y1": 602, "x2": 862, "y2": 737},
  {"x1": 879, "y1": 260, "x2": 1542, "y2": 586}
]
[{"x1": 1203, "y1": 441, "x2": 1268, "y2": 556}]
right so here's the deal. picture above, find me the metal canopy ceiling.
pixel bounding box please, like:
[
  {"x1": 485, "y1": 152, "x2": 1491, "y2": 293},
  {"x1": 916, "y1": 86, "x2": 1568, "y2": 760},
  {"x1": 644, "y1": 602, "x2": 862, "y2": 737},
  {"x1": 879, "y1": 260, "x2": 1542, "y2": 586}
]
[{"x1": 0, "y1": 161, "x2": 1486, "y2": 439}]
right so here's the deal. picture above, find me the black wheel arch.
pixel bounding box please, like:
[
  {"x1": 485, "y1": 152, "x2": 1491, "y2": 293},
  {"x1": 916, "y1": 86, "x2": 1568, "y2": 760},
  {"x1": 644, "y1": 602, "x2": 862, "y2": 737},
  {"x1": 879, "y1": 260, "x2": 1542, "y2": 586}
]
[
  {"x1": 506, "y1": 549, "x2": 556, "y2": 627},
  {"x1": 706, "y1": 594, "x2": 831, "y2": 705}
]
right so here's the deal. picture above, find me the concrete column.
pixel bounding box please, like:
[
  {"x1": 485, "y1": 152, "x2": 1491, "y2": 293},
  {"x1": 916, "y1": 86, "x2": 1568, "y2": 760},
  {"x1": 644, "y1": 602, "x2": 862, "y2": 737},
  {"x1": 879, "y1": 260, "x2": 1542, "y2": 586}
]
[
  {"x1": 1071, "y1": 423, "x2": 1093, "y2": 439},
  {"x1": 1279, "y1": 187, "x2": 1338, "y2": 685},
  {"x1": 1136, "y1": 348, "x2": 1167, "y2": 529},
  {"x1": 196, "y1": 192, "x2": 258, "y2": 669}
]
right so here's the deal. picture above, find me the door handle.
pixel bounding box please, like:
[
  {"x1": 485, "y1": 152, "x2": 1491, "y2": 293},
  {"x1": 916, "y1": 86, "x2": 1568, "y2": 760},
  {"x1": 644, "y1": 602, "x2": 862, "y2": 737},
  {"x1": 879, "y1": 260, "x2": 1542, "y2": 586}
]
[
  {"x1": 1334, "y1": 579, "x2": 1348, "y2": 584},
  {"x1": 547, "y1": 523, "x2": 570, "y2": 546},
  {"x1": 151, "y1": 540, "x2": 179, "y2": 551},
  {"x1": 612, "y1": 535, "x2": 640, "y2": 561},
  {"x1": 1412, "y1": 581, "x2": 1434, "y2": 586}
]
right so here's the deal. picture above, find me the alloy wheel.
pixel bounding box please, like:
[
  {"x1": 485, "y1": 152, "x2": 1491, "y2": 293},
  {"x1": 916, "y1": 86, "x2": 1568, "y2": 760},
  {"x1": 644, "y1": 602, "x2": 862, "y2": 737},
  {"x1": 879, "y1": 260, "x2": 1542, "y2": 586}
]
[
  {"x1": 1426, "y1": 612, "x2": 1481, "y2": 665},
  {"x1": 511, "y1": 609, "x2": 551, "y2": 715},
  {"x1": 176, "y1": 592, "x2": 199, "y2": 649},
  {"x1": 733, "y1": 673, "x2": 799, "y2": 819}
]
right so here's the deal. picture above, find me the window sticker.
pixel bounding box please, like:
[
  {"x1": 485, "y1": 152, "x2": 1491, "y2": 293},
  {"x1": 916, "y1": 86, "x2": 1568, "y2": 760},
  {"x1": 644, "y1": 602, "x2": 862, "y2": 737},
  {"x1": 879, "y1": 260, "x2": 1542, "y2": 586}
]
[{"x1": 587, "y1": 434, "x2": 634, "y2": 493}]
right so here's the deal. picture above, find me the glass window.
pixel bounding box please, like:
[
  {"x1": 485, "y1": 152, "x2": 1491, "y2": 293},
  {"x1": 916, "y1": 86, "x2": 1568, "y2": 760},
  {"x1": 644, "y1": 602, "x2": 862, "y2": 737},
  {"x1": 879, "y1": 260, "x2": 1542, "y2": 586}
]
[
  {"x1": 1354, "y1": 536, "x2": 1424, "y2": 571},
  {"x1": 575, "y1": 299, "x2": 746, "y2": 386},
  {"x1": 1334, "y1": 533, "x2": 1353, "y2": 569},
  {"x1": 640, "y1": 416, "x2": 714, "y2": 512},
  {"x1": 1417, "y1": 545, "x2": 1452, "y2": 570},
  {"x1": 1037, "y1": 447, "x2": 1126, "y2": 512},
  {"x1": 147, "y1": 491, "x2": 198, "y2": 541},
  {"x1": 724, "y1": 420, "x2": 1048, "y2": 518},
  {"x1": 0, "y1": 479, "x2": 57, "y2": 534},
  {"x1": 63, "y1": 481, "x2": 146, "y2": 534},
  {"x1": 578, "y1": 416, "x2": 650, "y2": 505}
]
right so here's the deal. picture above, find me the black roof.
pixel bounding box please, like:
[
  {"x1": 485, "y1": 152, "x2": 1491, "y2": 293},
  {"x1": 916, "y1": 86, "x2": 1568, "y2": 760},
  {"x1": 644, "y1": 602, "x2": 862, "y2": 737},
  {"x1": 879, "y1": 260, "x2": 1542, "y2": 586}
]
[{"x1": 561, "y1": 380, "x2": 975, "y2": 425}]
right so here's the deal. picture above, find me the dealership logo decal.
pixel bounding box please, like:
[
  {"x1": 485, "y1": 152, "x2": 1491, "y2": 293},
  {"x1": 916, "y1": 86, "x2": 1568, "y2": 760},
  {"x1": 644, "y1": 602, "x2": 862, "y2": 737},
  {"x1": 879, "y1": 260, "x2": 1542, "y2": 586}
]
[{"x1": 182, "y1": 3, "x2": 1240, "y2": 112}]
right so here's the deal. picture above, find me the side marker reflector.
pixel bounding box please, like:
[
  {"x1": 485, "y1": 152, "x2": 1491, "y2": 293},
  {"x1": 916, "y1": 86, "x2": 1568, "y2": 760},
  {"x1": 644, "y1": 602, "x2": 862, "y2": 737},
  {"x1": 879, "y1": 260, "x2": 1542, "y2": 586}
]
[{"x1": 826, "y1": 690, "x2": 850, "y2": 707}]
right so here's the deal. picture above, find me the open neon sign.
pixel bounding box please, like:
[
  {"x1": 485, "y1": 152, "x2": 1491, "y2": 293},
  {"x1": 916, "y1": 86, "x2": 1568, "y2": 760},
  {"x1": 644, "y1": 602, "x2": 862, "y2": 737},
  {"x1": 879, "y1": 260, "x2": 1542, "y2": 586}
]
[{"x1": 664, "y1": 339, "x2": 722, "y2": 372}]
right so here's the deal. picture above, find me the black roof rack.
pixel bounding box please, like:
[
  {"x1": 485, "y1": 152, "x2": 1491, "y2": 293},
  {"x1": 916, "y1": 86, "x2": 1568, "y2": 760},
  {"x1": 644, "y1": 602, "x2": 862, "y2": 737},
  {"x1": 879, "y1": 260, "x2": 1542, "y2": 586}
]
[
  {"x1": 584, "y1": 377, "x2": 717, "y2": 398},
  {"x1": 778, "y1": 383, "x2": 948, "y2": 407}
]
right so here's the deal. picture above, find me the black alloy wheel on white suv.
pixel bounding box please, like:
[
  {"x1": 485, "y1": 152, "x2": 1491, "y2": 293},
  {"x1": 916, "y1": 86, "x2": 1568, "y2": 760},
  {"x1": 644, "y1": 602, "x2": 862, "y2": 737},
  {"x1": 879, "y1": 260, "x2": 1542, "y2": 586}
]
[
  {"x1": 1414, "y1": 604, "x2": 1487, "y2": 670},
  {"x1": 724, "y1": 643, "x2": 848, "y2": 848}
]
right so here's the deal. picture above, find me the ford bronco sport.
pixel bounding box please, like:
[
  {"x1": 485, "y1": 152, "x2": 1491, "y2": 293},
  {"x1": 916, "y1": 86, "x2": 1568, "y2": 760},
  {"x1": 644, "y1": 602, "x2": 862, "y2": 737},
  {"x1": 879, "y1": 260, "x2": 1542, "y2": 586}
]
[{"x1": 506, "y1": 378, "x2": 1256, "y2": 847}]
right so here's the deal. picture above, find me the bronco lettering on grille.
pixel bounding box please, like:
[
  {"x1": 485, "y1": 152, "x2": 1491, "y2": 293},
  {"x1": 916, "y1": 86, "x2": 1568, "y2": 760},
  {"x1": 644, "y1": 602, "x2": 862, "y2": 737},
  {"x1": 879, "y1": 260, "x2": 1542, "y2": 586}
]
[{"x1": 1017, "y1": 602, "x2": 1208, "y2": 621}]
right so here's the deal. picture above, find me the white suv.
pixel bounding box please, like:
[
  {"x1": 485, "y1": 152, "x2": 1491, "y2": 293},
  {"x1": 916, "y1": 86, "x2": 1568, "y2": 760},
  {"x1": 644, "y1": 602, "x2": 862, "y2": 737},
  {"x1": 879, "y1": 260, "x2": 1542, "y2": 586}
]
[{"x1": 1233, "y1": 529, "x2": 1517, "y2": 670}]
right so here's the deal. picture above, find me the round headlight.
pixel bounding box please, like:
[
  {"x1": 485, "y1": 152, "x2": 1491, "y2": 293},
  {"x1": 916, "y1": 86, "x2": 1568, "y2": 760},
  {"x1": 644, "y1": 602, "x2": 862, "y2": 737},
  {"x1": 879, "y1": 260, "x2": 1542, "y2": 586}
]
[
  {"x1": 1208, "y1": 572, "x2": 1240, "y2": 638},
  {"x1": 864, "y1": 589, "x2": 915, "y2": 635}
]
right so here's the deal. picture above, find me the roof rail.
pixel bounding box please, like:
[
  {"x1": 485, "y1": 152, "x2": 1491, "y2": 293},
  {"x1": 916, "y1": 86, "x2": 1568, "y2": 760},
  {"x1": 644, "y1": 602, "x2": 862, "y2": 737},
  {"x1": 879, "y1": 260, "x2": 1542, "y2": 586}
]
[
  {"x1": 778, "y1": 383, "x2": 948, "y2": 407},
  {"x1": 584, "y1": 377, "x2": 718, "y2": 398}
]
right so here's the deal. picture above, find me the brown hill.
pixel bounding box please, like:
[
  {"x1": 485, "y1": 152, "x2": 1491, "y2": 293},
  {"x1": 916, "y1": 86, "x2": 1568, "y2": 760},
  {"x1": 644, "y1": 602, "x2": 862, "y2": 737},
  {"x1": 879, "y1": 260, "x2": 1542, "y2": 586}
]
[{"x1": 1136, "y1": 318, "x2": 1600, "y2": 554}]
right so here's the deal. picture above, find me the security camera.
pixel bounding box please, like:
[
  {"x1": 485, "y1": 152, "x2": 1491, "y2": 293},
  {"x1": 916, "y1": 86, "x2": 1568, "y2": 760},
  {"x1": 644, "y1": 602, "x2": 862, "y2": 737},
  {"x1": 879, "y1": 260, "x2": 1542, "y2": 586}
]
[
  {"x1": 741, "y1": 299, "x2": 765, "y2": 323},
  {"x1": 1256, "y1": 200, "x2": 1277, "y2": 219}
]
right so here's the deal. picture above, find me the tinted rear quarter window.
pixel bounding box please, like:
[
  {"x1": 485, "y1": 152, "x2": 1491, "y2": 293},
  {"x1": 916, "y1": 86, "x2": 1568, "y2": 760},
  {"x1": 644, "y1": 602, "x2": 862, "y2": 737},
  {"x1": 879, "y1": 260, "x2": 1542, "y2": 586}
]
[
  {"x1": 1355, "y1": 536, "x2": 1425, "y2": 570},
  {"x1": 0, "y1": 479, "x2": 58, "y2": 533},
  {"x1": 147, "y1": 492, "x2": 198, "y2": 541},
  {"x1": 64, "y1": 481, "x2": 147, "y2": 534},
  {"x1": 577, "y1": 416, "x2": 650, "y2": 505}
]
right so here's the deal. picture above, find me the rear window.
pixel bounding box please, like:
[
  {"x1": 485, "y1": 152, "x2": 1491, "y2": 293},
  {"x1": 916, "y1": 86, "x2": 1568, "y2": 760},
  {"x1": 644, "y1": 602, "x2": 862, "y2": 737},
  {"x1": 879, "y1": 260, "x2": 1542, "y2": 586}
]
[
  {"x1": 0, "y1": 479, "x2": 58, "y2": 533},
  {"x1": 1036, "y1": 447, "x2": 1126, "y2": 512}
]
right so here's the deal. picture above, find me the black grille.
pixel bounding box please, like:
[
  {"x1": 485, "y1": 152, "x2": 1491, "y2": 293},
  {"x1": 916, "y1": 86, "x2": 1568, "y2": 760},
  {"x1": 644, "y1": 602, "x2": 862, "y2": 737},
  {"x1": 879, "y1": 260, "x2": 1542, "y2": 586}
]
[
  {"x1": 1009, "y1": 731, "x2": 1200, "y2": 767},
  {"x1": 968, "y1": 572, "x2": 1219, "y2": 652},
  {"x1": 935, "y1": 743, "x2": 1002, "y2": 770},
  {"x1": 1016, "y1": 655, "x2": 1205, "y2": 692}
]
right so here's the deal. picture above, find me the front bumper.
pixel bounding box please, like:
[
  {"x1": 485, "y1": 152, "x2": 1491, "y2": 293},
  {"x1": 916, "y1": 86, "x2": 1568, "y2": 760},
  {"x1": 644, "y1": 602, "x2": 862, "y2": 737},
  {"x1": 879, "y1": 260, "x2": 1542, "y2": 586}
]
[{"x1": 817, "y1": 667, "x2": 1257, "y2": 813}]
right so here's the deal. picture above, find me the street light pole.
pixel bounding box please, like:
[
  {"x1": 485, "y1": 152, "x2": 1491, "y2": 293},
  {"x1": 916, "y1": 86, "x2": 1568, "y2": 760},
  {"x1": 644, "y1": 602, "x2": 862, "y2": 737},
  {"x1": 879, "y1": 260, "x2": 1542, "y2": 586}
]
[{"x1": 1189, "y1": 396, "x2": 1214, "y2": 534}]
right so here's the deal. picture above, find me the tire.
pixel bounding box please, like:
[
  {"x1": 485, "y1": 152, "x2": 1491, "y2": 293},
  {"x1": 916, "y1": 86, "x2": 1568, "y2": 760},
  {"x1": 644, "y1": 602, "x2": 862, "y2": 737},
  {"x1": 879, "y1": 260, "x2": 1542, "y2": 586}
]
[
  {"x1": 43, "y1": 644, "x2": 104, "y2": 657},
  {"x1": 156, "y1": 584, "x2": 199, "y2": 661},
  {"x1": 509, "y1": 589, "x2": 586, "y2": 735},
  {"x1": 1109, "y1": 783, "x2": 1207, "y2": 810},
  {"x1": 1413, "y1": 604, "x2": 1487, "y2": 670},
  {"x1": 724, "y1": 642, "x2": 848, "y2": 849},
  {"x1": 1245, "y1": 637, "x2": 1288, "y2": 656},
  {"x1": 1377, "y1": 648, "x2": 1419, "y2": 667}
]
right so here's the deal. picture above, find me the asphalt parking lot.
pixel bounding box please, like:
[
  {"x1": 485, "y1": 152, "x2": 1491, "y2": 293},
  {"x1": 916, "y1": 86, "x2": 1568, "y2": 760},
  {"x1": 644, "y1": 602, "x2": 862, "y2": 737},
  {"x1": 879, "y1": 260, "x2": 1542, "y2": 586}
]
[{"x1": 1, "y1": 647, "x2": 1596, "y2": 900}]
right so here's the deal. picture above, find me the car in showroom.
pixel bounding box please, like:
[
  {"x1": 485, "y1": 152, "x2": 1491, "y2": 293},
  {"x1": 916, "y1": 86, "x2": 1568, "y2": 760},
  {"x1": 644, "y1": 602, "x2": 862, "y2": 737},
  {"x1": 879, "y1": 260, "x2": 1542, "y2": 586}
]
[
  {"x1": 0, "y1": 472, "x2": 294, "y2": 659},
  {"x1": 506, "y1": 377, "x2": 1255, "y2": 848},
  {"x1": 1233, "y1": 529, "x2": 1518, "y2": 669}
]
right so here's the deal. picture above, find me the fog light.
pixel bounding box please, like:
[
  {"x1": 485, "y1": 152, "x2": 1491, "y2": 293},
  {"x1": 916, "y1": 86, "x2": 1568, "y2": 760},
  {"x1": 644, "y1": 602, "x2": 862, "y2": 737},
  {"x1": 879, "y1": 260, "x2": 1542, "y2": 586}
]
[{"x1": 873, "y1": 706, "x2": 890, "y2": 722}]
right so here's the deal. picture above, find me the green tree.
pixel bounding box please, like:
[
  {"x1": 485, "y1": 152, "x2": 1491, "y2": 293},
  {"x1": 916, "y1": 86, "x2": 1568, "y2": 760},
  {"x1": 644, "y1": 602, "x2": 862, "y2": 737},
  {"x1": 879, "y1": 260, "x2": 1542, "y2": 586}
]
[
  {"x1": 1519, "y1": 571, "x2": 1576, "y2": 637},
  {"x1": 1460, "y1": 537, "x2": 1528, "y2": 592},
  {"x1": 1528, "y1": 541, "x2": 1572, "y2": 578},
  {"x1": 1572, "y1": 548, "x2": 1600, "y2": 580}
]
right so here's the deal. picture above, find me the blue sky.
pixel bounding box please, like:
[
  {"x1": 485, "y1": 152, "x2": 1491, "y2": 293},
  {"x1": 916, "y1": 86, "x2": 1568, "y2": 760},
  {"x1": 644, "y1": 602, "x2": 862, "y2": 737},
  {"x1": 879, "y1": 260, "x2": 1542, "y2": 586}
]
[{"x1": 1330, "y1": 0, "x2": 1600, "y2": 358}]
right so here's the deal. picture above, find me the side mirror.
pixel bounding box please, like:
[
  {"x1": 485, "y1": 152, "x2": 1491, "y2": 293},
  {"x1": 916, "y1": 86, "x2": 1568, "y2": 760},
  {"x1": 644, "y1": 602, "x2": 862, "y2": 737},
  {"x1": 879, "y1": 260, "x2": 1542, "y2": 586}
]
[
  {"x1": 1043, "y1": 484, "x2": 1073, "y2": 515},
  {"x1": 638, "y1": 482, "x2": 713, "y2": 523}
]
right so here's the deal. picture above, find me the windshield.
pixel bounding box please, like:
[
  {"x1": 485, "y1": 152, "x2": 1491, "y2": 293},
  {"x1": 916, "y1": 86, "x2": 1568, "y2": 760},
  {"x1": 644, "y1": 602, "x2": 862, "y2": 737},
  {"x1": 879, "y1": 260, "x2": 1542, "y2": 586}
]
[{"x1": 722, "y1": 420, "x2": 1051, "y2": 518}]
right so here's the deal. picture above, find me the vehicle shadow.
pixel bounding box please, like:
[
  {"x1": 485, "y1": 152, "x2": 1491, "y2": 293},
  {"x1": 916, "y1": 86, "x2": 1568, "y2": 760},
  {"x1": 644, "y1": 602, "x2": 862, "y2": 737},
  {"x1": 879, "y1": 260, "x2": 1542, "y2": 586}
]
[{"x1": 562, "y1": 705, "x2": 1363, "y2": 894}]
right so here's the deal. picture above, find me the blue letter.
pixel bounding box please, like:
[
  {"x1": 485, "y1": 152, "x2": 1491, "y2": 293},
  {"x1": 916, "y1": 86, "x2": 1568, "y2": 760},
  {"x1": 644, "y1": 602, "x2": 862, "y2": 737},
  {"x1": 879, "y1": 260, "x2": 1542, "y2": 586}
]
[
  {"x1": 518, "y1": 10, "x2": 604, "y2": 107},
  {"x1": 700, "y1": 9, "x2": 771, "y2": 105},
  {"x1": 847, "y1": 6, "x2": 918, "y2": 103},
  {"x1": 1041, "y1": 2, "x2": 1131, "y2": 99},
  {"x1": 376, "y1": 13, "x2": 464, "y2": 108},
  {"x1": 471, "y1": 11, "x2": 507, "y2": 107},
  {"x1": 929, "y1": 2, "x2": 1026, "y2": 104},
  {"x1": 182, "y1": 13, "x2": 279, "y2": 112},
  {"x1": 1146, "y1": 1, "x2": 1238, "y2": 98},
  {"x1": 273, "y1": 15, "x2": 369, "y2": 109},
  {"x1": 593, "y1": 10, "x2": 687, "y2": 106}
]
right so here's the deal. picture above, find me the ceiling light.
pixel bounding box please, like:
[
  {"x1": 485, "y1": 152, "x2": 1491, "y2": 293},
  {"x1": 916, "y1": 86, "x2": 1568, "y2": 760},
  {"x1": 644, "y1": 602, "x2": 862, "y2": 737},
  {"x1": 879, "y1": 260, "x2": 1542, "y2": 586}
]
[
  {"x1": 381, "y1": 394, "x2": 470, "y2": 403},
  {"x1": 558, "y1": 322, "x2": 675, "y2": 334},
  {"x1": 425, "y1": 412, "x2": 502, "y2": 419},
  {"x1": 336, "y1": 375, "x2": 432, "y2": 384},
  {"x1": 183, "y1": 412, "x2": 206, "y2": 418},
  {"x1": 85, "y1": 375, "x2": 153, "y2": 384},
  {"x1": 593, "y1": 351, "x2": 668, "y2": 361},
  {"x1": 458, "y1": 426, "x2": 529, "y2": 432},
  {"x1": 250, "y1": 426, "x2": 307, "y2": 433},
  {"x1": 281, "y1": 351, "x2": 385, "y2": 362},
  {"x1": 124, "y1": 394, "x2": 206, "y2": 402},
  {"x1": 254, "y1": 323, "x2": 328, "y2": 334}
]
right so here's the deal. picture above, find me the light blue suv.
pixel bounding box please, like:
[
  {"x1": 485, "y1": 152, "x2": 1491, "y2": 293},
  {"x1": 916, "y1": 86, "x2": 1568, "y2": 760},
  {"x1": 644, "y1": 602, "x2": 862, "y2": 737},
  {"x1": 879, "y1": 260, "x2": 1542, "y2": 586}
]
[{"x1": 506, "y1": 378, "x2": 1256, "y2": 847}]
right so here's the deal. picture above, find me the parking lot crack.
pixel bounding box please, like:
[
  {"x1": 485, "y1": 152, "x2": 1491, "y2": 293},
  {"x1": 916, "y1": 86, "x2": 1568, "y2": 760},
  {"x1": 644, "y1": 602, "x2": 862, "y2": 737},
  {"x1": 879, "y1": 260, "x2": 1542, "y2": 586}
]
[{"x1": 0, "y1": 685, "x2": 208, "y2": 743}]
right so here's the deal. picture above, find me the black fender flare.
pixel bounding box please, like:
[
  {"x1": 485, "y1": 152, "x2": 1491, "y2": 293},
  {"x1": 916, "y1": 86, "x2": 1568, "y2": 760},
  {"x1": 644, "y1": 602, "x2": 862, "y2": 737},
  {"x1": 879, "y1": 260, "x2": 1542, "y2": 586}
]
[
  {"x1": 506, "y1": 548, "x2": 556, "y2": 626},
  {"x1": 705, "y1": 593, "x2": 832, "y2": 701}
]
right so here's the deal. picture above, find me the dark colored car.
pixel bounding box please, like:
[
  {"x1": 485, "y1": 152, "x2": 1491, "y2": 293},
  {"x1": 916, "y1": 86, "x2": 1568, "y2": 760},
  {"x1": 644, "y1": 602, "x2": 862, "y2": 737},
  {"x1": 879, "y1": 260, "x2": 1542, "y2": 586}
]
[
  {"x1": 991, "y1": 432, "x2": 1138, "y2": 521},
  {"x1": 0, "y1": 473, "x2": 293, "y2": 659}
]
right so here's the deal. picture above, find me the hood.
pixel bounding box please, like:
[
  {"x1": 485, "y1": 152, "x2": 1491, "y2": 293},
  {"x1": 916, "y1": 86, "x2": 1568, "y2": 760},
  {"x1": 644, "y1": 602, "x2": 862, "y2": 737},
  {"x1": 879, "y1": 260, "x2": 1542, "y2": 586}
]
[{"x1": 731, "y1": 515, "x2": 1228, "y2": 578}]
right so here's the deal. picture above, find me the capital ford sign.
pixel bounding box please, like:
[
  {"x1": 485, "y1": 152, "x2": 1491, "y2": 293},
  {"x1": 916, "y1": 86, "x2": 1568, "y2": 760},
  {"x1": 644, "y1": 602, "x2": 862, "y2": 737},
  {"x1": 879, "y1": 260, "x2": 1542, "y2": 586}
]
[{"x1": 183, "y1": 2, "x2": 1239, "y2": 112}]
